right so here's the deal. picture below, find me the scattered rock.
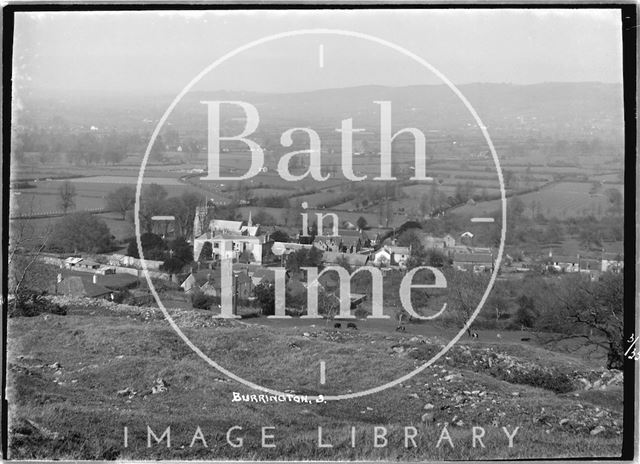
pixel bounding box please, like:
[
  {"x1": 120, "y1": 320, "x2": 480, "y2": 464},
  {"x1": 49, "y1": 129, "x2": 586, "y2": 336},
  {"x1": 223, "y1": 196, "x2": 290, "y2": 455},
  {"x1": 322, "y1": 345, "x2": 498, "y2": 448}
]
[
  {"x1": 590, "y1": 425, "x2": 605, "y2": 436},
  {"x1": 391, "y1": 345, "x2": 405, "y2": 354},
  {"x1": 117, "y1": 387, "x2": 135, "y2": 397},
  {"x1": 421, "y1": 412, "x2": 435, "y2": 423},
  {"x1": 408, "y1": 393, "x2": 419, "y2": 399},
  {"x1": 151, "y1": 378, "x2": 167, "y2": 394},
  {"x1": 48, "y1": 362, "x2": 62, "y2": 370},
  {"x1": 303, "y1": 332, "x2": 310, "y2": 337},
  {"x1": 424, "y1": 403, "x2": 434, "y2": 410},
  {"x1": 559, "y1": 418, "x2": 569, "y2": 425}
]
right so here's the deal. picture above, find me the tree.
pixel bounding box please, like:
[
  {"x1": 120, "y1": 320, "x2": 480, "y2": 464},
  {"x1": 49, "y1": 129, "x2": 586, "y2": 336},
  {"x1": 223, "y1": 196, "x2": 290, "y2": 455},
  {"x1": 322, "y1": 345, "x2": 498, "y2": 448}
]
[
  {"x1": 539, "y1": 273, "x2": 624, "y2": 370},
  {"x1": 105, "y1": 186, "x2": 136, "y2": 220},
  {"x1": 238, "y1": 249, "x2": 253, "y2": 264},
  {"x1": 286, "y1": 247, "x2": 323, "y2": 274},
  {"x1": 515, "y1": 294, "x2": 537, "y2": 328},
  {"x1": 270, "y1": 229, "x2": 290, "y2": 243},
  {"x1": 126, "y1": 232, "x2": 166, "y2": 260},
  {"x1": 50, "y1": 212, "x2": 114, "y2": 253},
  {"x1": 199, "y1": 242, "x2": 213, "y2": 261},
  {"x1": 58, "y1": 181, "x2": 77, "y2": 214},
  {"x1": 254, "y1": 281, "x2": 276, "y2": 315},
  {"x1": 445, "y1": 270, "x2": 489, "y2": 336},
  {"x1": 138, "y1": 183, "x2": 168, "y2": 233},
  {"x1": 356, "y1": 216, "x2": 368, "y2": 231},
  {"x1": 168, "y1": 236, "x2": 193, "y2": 264}
]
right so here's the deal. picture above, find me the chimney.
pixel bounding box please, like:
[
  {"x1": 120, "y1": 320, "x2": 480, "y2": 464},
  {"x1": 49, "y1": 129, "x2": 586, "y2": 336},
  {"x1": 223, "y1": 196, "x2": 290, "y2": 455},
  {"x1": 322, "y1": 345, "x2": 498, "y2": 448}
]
[{"x1": 92, "y1": 274, "x2": 98, "y2": 284}]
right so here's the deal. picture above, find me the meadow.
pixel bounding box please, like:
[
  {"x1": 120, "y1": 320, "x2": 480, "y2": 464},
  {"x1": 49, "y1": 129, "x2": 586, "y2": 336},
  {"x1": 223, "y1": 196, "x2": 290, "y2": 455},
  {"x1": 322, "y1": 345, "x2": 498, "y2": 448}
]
[
  {"x1": 7, "y1": 300, "x2": 623, "y2": 460},
  {"x1": 453, "y1": 182, "x2": 624, "y2": 219}
]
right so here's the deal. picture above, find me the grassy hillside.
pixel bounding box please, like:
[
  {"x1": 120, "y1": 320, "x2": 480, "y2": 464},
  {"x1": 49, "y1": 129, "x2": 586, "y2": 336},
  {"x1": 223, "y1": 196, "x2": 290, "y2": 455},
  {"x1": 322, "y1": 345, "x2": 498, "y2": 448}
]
[{"x1": 7, "y1": 299, "x2": 623, "y2": 460}]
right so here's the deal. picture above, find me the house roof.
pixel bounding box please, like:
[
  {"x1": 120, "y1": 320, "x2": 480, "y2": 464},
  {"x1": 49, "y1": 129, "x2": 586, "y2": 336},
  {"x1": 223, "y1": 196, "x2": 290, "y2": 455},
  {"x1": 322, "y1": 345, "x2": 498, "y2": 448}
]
[
  {"x1": 64, "y1": 257, "x2": 83, "y2": 265},
  {"x1": 386, "y1": 246, "x2": 410, "y2": 255},
  {"x1": 322, "y1": 251, "x2": 369, "y2": 267},
  {"x1": 453, "y1": 252, "x2": 493, "y2": 264},
  {"x1": 58, "y1": 276, "x2": 110, "y2": 298}
]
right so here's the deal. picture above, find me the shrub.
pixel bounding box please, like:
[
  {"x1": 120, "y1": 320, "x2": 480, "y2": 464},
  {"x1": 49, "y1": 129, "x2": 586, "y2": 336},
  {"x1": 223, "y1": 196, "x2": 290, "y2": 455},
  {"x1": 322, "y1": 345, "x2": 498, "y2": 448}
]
[
  {"x1": 9, "y1": 293, "x2": 67, "y2": 317},
  {"x1": 191, "y1": 291, "x2": 217, "y2": 310}
]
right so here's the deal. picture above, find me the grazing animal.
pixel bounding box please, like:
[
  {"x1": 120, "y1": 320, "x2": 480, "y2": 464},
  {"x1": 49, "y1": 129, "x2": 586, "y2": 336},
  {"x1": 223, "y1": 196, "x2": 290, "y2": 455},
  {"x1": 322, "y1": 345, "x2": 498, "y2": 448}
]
[
  {"x1": 347, "y1": 322, "x2": 358, "y2": 330},
  {"x1": 521, "y1": 337, "x2": 531, "y2": 342},
  {"x1": 334, "y1": 323, "x2": 342, "y2": 329},
  {"x1": 471, "y1": 332, "x2": 478, "y2": 338},
  {"x1": 496, "y1": 333, "x2": 502, "y2": 339},
  {"x1": 395, "y1": 326, "x2": 406, "y2": 332}
]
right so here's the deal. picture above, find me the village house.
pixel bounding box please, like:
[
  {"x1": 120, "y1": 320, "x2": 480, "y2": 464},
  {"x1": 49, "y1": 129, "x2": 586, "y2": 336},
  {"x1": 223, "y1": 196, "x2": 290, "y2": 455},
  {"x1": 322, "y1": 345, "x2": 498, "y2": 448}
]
[
  {"x1": 601, "y1": 252, "x2": 624, "y2": 273},
  {"x1": 452, "y1": 252, "x2": 494, "y2": 273},
  {"x1": 313, "y1": 229, "x2": 371, "y2": 253},
  {"x1": 371, "y1": 245, "x2": 410, "y2": 268},
  {"x1": 546, "y1": 253, "x2": 580, "y2": 273},
  {"x1": 420, "y1": 233, "x2": 456, "y2": 250},
  {"x1": 321, "y1": 251, "x2": 370, "y2": 268},
  {"x1": 180, "y1": 268, "x2": 253, "y2": 300},
  {"x1": 193, "y1": 213, "x2": 266, "y2": 264}
]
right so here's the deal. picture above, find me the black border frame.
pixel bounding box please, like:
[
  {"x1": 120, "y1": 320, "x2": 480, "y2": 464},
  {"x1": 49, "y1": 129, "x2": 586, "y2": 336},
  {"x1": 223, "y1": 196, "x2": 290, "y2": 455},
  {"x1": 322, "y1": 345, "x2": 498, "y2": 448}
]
[{"x1": 1, "y1": 2, "x2": 637, "y2": 462}]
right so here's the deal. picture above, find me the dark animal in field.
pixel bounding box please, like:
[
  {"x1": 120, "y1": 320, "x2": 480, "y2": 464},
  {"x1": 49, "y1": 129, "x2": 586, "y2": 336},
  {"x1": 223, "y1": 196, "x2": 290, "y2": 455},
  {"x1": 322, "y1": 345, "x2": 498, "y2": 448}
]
[
  {"x1": 334, "y1": 323, "x2": 342, "y2": 329},
  {"x1": 395, "y1": 326, "x2": 406, "y2": 332},
  {"x1": 347, "y1": 322, "x2": 358, "y2": 330},
  {"x1": 521, "y1": 337, "x2": 531, "y2": 342},
  {"x1": 471, "y1": 332, "x2": 478, "y2": 338}
]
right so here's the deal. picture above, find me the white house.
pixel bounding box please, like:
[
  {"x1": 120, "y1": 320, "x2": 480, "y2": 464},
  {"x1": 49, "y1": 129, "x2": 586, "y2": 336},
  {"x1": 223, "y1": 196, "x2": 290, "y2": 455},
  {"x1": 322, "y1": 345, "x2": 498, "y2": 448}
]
[
  {"x1": 372, "y1": 245, "x2": 410, "y2": 268},
  {"x1": 193, "y1": 213, "x2": 266, "y2": 264}
]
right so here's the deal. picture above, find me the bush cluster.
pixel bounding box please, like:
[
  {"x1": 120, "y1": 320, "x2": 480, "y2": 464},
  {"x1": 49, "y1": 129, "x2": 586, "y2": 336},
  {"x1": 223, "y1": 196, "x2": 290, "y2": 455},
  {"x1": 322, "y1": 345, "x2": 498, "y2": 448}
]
[{"x1": 9, "y1": 293, "x2": 67, "y2": 318}]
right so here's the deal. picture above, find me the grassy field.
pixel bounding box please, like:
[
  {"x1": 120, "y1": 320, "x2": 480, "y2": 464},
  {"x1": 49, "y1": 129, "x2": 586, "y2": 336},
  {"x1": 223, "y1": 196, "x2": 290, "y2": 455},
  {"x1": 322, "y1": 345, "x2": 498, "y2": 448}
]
[
  {"x1": 7, "y1": 299, "x2": 623, "y2": 460},
  {"x1": 453, "y1": 181, "x2": 624, "y2": 219}
]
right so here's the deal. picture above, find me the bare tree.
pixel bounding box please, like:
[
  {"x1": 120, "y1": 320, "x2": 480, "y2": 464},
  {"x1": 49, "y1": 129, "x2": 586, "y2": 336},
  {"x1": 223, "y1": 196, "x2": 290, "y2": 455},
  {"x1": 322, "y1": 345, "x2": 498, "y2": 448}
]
[
  {"x1": 105, "y1": 186, "x2": 135, "y2": 220},
  {"x1": 537, "y1": 273, "x2": 624, "y2": 369},
  {"x1": 58, "y1": 180, "x2": 77, "y2": 214}
]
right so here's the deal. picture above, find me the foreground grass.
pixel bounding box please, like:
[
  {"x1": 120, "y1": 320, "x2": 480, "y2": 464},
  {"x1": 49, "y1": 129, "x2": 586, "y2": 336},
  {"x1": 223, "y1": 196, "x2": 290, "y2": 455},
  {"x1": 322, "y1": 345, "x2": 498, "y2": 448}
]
[{"x1": 7, "y1": 307, "x2": 623, "y2": 460}]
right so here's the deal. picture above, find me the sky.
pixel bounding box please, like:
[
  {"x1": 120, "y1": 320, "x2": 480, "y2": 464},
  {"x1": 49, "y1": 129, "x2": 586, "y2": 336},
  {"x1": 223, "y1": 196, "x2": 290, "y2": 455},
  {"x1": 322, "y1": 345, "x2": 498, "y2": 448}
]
[{"x1": 12, "y1": 9, "x2": 624, "y2": 96}]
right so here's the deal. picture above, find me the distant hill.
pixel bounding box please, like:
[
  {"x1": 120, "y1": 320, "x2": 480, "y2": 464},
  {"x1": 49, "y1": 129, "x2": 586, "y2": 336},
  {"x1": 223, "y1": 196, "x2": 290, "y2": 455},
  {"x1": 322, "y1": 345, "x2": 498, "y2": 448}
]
[{"x1": 18, "y1": 82, "x2": 624, "y2": 139}]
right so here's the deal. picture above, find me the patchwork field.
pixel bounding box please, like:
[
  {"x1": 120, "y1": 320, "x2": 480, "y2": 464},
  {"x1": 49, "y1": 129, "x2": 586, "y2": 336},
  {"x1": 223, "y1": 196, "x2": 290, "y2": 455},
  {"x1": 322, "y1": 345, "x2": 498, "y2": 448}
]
[{"x1": 453, "y1": 182, "x2": 624, "y2": 219}]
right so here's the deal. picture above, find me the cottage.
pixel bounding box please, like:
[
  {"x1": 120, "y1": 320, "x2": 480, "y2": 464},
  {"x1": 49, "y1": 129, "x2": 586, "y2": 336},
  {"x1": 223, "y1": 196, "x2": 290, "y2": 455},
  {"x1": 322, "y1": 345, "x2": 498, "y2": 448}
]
[
  {"x1": 601, "y1": 253, "x2": 623, "y2": 273},
  {"x1": 322, "y1": 251, "x2": 369, "y2": 268},
  {"x1": 180, "y1": 268, "x2": 253, "y2": 299},
  {"x1": 371, "y1": 245, "x2": 410, "y2": 268},
  {"x1": 547, "y1": 254, "x2": 579, "y2": 273},
  {"x1": 453, "y1": 252, "x2": 494, "y2": 273}
]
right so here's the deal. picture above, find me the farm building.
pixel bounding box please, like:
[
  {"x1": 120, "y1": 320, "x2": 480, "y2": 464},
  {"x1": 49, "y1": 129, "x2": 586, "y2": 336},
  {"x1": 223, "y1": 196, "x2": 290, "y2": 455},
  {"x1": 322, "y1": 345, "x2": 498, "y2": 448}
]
[
  {"x1": 421, "y1": 233, "x2": 456, "y2": 250},
  {"x1": 601, "y1": 253, "x2": 624, "y2": 273},
  {"x1": 180, "y1": 268, "x2": 253, "y2": 299},
  {"x1": 322, "y1": 251, "x2": 369, "y2": 267},
  {"x1": 453, "y1": 252, "x2": 494, "y2": 273},
  {"x1": 56, "y1": 275, "x2": 111, "y2": 299}
]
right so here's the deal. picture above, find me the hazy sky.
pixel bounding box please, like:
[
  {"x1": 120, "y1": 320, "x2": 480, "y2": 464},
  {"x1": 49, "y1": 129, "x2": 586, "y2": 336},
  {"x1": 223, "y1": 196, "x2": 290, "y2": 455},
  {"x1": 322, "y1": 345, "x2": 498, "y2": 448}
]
[{"x1": 12, "y1": 9, "x2": 623, "y2": 96}]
